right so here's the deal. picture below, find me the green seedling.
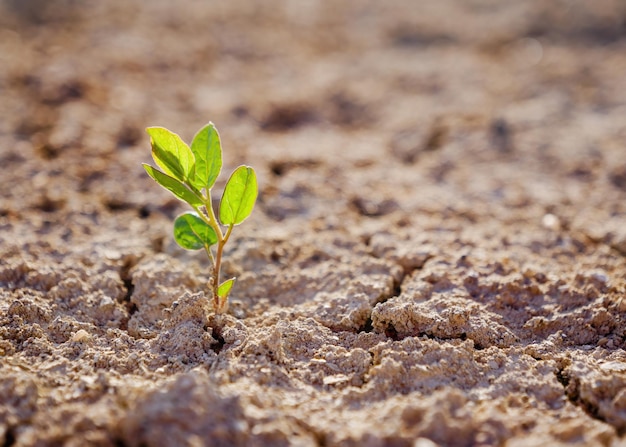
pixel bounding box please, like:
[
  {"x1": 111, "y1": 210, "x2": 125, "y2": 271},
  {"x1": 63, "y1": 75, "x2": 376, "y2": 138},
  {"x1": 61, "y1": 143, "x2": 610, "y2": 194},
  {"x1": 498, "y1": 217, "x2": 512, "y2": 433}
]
[{"x1": 143, "y1": 123, "x2": 257, "y2": 314}]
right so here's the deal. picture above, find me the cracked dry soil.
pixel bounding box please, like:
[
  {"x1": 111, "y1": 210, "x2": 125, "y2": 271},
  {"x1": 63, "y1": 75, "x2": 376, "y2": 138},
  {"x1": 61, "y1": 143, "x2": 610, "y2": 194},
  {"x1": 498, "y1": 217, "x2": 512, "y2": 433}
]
[{"x1": 2, "y1": 1, "x2": 626, "y2": 446}]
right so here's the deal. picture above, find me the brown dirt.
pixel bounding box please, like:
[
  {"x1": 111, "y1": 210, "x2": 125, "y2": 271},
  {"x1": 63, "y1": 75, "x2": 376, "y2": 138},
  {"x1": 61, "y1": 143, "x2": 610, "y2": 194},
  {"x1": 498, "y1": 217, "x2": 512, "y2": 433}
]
[{"x1": 2, "y1": 1, "x2": 626, "y2": 446}]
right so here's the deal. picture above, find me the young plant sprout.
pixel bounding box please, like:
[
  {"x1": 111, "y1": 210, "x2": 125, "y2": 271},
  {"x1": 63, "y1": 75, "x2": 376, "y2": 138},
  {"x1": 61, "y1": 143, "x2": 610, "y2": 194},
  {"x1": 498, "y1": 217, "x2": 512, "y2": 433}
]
[{"x1": 143, "y1": 123, "x2": 257, "y2": 314}]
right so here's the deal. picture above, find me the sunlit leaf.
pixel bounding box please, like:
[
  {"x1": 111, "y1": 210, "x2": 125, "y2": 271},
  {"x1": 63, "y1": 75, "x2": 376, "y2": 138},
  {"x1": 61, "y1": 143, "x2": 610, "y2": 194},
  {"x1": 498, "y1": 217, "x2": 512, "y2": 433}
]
[
  {"x1": 217, "y1": 277, "x2": 235, "y2": 299},
  {"x1": 190, "y1": 122, "x2": 222, "y2": 190},
  {"x1": 219, "y1": 166, "x2": 258, "y2": 225},
  {"x1": 146, "y1": 127, "x2": 195, "y2": 182},
  {"x1": 143, "y1": 164, "x2": 203, "y2": 207},
  {"x1": 173, "y1": 212, "x2": 218, "y2": 250}
]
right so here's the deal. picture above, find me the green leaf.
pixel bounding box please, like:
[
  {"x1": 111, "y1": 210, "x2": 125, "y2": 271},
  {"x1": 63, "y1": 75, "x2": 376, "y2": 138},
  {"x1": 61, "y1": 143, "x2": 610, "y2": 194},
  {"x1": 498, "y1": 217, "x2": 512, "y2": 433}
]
[
  {"x1": 217, "y1": 278, "x2": 235, "y2": 299},
  {"x1": 219, "y1": 166, "x2": 258, "y2": 225},
  {"x1": 190, "y1": 122, "x2": 222, "y2": 190},
  {"x1": 143, "y1": 164, "x2": 203, "y2": 207},
  {"x1": 173, "y1": 212, "x2": 218, "y2": 250},
  {"x1": 146, "y1": 127, "x2": 195, "y2": 182}
]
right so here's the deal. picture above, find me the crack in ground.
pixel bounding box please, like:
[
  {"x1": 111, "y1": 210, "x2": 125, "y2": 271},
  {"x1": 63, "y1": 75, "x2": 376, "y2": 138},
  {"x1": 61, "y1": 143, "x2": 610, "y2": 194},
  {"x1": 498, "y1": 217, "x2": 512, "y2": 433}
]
[
  {"x1": 209, "y1": 328, "x2": 226, "y2": 355},
  {"x1": 2, "y1": 425, "x2": 15, "y2": 447},
  {"x1": 359, "y1": 254, "x2": 433, "y2": 339},
  {"x1": 357, "y1": 315, "x2": 373, "y2": 333},
  {"x1": 315, "y1": 246, "x2": 428, "y2": 336},
  {"x1": 116, "y1": 254, "x2": 142, "y2": 331},
  {"x1": 356, "y1": 265, "x2": 413, "y2": 336},
  {"x1": 119, "y1": 257, "x2": 136, "y2": 304},
  {"x1": 554, "y1": 361, "x2": 620, "y2": 434}
]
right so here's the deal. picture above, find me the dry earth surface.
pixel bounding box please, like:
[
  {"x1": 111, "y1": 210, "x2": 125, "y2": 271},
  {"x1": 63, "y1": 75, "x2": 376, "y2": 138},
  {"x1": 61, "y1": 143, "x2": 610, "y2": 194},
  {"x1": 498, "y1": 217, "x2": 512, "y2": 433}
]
[{"x1": 2, "y1": 0, "x2": 626, "y2": 446}]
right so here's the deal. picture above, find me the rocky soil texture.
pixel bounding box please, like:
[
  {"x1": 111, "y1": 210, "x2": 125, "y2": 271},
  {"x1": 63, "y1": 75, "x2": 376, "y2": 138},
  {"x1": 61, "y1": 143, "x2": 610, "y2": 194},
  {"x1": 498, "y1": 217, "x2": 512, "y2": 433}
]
[{"x1": 2, "y1": 1, "x2": 626, "y2": 446}]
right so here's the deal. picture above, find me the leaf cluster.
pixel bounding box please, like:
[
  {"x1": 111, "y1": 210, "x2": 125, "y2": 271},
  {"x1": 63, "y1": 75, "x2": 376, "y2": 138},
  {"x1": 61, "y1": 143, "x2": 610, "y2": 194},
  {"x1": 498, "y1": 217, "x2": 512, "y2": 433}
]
[{"x1": 143, "y1": 123, "x2": 257, "y2": 312}]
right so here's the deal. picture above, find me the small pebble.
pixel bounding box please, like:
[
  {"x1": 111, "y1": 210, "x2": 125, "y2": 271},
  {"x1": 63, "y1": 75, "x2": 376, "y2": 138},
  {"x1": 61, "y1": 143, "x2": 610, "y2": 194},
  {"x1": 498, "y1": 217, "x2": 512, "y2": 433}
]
[
  {"x1": 542, "y1": 213, "x2": 560, "y2": 230},
  {"x1": 71, "y1": 329, "x2": 91, "y2": 343}
]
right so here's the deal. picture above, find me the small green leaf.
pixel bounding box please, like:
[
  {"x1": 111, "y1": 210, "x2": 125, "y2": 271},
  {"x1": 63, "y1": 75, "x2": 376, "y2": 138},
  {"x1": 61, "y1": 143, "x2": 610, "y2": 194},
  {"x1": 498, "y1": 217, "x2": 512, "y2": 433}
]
[
  {"x1": 217, "y1": 278, "x2": 235, "y2": 299},
  {"x1": 143, "y1": 164, "x2": 203, "y2": 207},
  {"x1": 147, "y1": 127, "x2": 195, "y2": 182},
  {"x1": 173, "y1": 212, "x2": 218, "y2": 250},
  {"x1": 190, "y1": 122, "x2": 222, "y2": 190},
  {"x1": 219, "y1": 166, "x2": 258, "y2": 225}
]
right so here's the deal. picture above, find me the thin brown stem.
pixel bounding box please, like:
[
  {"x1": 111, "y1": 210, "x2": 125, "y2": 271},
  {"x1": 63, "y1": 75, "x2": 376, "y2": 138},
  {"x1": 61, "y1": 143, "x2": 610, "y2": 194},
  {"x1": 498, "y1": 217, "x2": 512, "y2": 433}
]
[{"x1": 212, "y1": 224, "x2": 234, "y2": 313}]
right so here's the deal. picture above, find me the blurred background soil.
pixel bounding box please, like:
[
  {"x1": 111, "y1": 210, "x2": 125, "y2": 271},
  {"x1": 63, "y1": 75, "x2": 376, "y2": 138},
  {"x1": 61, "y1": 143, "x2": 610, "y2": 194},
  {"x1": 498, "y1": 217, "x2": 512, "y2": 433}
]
[{"x1": 2, "y1": 1, "x2": 626, "y2": 446}]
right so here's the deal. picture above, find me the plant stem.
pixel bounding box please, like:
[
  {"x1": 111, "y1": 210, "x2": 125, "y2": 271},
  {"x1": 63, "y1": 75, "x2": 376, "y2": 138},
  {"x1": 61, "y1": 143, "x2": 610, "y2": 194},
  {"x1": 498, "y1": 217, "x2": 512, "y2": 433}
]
[
  {"x1": 203, "y1": 193, "x2": 222, "y2": 236},
  {"x1": 193, "y1": 193, "x2": 236, "y2": 314},
  {"x1": 212, "y1": 224, "x2": 233, "y2": 313}
]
